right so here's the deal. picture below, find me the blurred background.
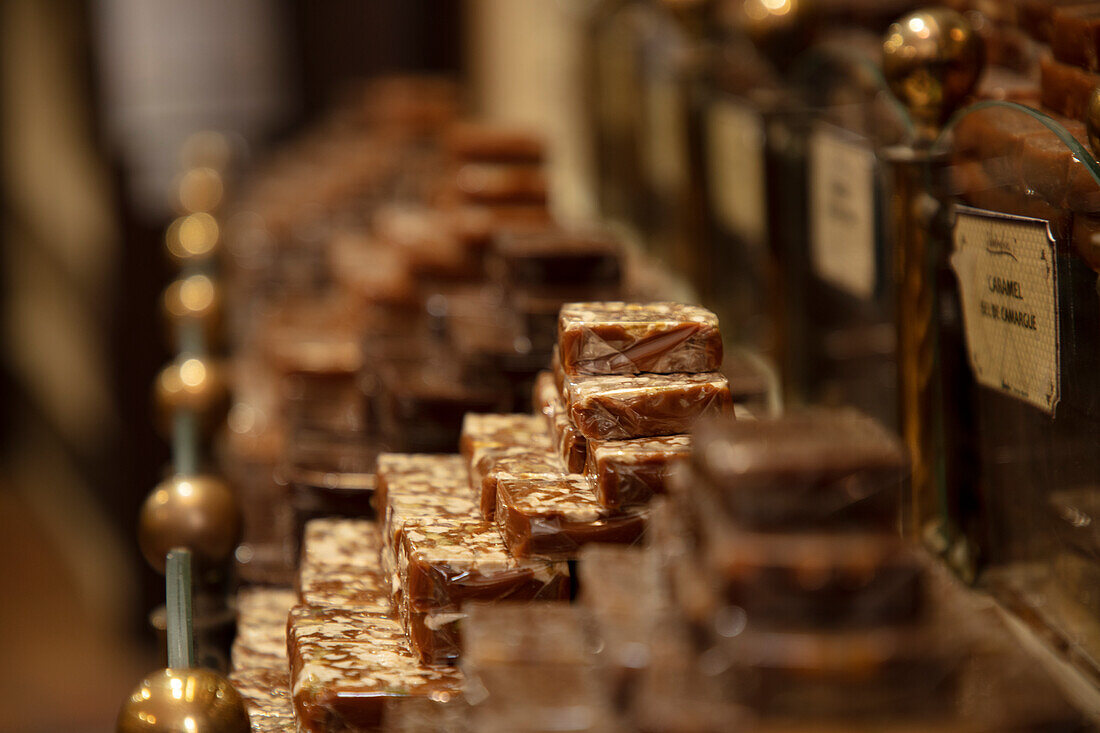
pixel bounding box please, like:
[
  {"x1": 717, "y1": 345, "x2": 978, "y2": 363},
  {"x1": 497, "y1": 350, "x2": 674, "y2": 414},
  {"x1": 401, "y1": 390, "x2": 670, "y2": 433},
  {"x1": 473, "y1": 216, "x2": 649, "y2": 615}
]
[
  {"x1": 0, "y1": 2, "x2": 476, "y2": 730},
  {"x1": 7, "y1": 0, "x2": 1100, "y2": 730}
]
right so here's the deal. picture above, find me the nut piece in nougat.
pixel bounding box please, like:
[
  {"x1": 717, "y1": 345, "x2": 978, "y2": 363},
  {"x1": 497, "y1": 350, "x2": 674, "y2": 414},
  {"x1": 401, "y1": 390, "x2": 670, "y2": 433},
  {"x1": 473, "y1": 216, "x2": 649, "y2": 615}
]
[
  {"x1": 299, "y1": 561, "x2": 391, "y2": 612},
  {"x1": 557, "y1": 302, "x2": 722, "y2": 375},
  {"x1": 300, "y1": 518, "x2": 382, "y2": 567},
  {"x1": 495, "y1": 474, "x2": 648, "y2": 559},
  {"x1": 459, "y1": 413, "x2": 549, "y2": 459},
  {"x1": 471, "y1": 444, "x2": 563, "y2": 519},
  {"x1": 228, "y1": 666, "x2": 294, "y2": 721},
  {"x1": 691, "y1": 408, "x2": 905, "y2": 530},
  {"x1": 375, "y1": 453, "x2": 468, "y2": 515},
  {"x1": 565, "y1": 371, "x2": 734, "y2": 440},
  {"x1": 399, "y1": 517, "x2": 570, "y2": 610},
  {"x1": 292, "y1": 638, "x2": 463, "y2": 733},
  {"x1": 585, "y1": 435, "x2": 691, "y2": 509},
  {"x1": 287, "y1": 605, "x2": 406, "y2": 686}
]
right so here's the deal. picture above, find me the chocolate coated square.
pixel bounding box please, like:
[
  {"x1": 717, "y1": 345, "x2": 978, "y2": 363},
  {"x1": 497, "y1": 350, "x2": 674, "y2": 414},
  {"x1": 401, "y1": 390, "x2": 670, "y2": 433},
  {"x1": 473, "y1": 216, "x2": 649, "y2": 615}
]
[{"x1": 691, "y1": 408, "x2": 905, "y2": 530}]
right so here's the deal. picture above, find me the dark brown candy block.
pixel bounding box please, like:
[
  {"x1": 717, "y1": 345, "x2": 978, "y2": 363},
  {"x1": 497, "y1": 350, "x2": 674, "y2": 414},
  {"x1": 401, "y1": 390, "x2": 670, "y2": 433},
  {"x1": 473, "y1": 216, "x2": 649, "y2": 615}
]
[
  {"x1": 492, "y1": 228, "x2": 623, "y2": 291},
  {"x1": 376, "y1": 456, "x2": 476, "y2": 602},
  {"x1": 495, "y1": 474, "x2": 647, "y2": 559},
  {"x1": 377, "y1": 363, "x2": 511, "y2": 453},
  {"x1": 329, "y1": 230, "x2": 419, "y2": 307},
  {"x1": 399, "y1": 518, "x2": 570, "y2": 610},
  {"x1": 231, "y1": 587, "x2": 297, "y2": 671},
  {"x1": 585, "y1": 434, "x2": 691, "y2": 510},
  {"x1": 702, "y1": 516, "x2": 925, "y2": 629},
  {"x1": 1052, "y1": 3, "x2": 1100, "y2": 70},
  {"x1": 1040, "y1": 53, "x2": 1100, "y2": 121},
  {"x1": 558, "y1": 302, "x2": 723, "y2": 376},
  {"x1": 1020, "y1": 0, "x2": 1088, "y2": 44},
  {"x1": 691, "y1": 408, "x2": 905, "y2": 530},
  {"x1": 565, "y1": 371, "x2": 734, "y2": 440},
  {"x1": 444, "y1": 122, "x2": 545, "y2": 164},
  {"x1": 716, "y1": 626, "x2": 957, "y2": 719},
  {"x1": 373, "y1": 204, "x2": 479, "y2": 281}
]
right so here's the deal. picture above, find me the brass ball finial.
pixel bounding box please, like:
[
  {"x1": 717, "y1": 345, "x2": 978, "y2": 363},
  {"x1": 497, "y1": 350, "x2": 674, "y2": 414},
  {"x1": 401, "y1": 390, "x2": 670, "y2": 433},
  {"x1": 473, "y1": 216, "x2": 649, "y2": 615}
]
[
  {"x1": 1086, "y1": 86, "x2": 1100, "y2": 160},
  {"x1": 138, "y1": 474, "x2": 241, "y2": 574},
  {"x1": 155, "y1": 356, "x2": 227, "y2": 422},
  {"x1": 883, "y1": 8, "x2": 983, "y2": 141},
  {"x1": 117, "y1": 667, "x2": 250, "y2": 733}
]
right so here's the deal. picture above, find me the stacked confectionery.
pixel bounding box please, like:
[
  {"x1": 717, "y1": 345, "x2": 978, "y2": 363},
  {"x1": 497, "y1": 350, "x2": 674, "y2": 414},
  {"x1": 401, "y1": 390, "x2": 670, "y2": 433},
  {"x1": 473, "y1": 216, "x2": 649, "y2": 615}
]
[
  {"x1": 224, "y1": 300, "x2": 738, "y2": 732},
  {"x1": 663, "y1": 410, "x2": 947, "y2": 721},
  {"x1": 215, "y1": 77, "x2": 717, "y2": 587},
  {"x1": 202, "y1": 57, "x2": 1097, "y2": 730},
  {"x1": 655, "y1": 409, "x2": 1088, "y2": 730}
]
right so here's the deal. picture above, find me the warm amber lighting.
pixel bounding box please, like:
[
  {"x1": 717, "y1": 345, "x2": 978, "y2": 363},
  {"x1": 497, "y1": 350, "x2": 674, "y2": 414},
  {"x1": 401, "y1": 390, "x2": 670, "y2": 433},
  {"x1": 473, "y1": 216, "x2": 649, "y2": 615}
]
[
  {"x1": 179, "y1": 358, "x2": 207, "y2": 388},
  {"x1": 167, "y1": 213, "x2": 219, "y2": 260},
  {"x1": 179, "y1": 275, "x2": 215, "y2": 313}
]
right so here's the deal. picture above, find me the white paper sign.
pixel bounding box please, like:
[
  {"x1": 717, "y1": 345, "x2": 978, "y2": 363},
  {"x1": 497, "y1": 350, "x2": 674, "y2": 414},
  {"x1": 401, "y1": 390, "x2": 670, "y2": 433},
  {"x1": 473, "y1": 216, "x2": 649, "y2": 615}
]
[
  {"x1": 951, "y1": 206, "x2": 1060, "y2": 414},
  {"x1": 705, "y1": 99, "x2": 766, "y2": 245},
  {"x1": 809, "y1": 126, "x2": 877, "y2": 299}
]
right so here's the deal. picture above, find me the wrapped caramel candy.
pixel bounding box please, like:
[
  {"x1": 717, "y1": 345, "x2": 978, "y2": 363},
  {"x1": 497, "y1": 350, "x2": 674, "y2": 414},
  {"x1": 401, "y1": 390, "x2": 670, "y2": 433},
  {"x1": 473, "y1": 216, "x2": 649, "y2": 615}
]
[
  {"x1": 564, "y1": 371, "x2": 733, "y2": 440},
  {"x1": 495, "y1": 474, "x2": 647, "y2": 559},
  {"x1": 557, "y1": 302, "x2": 723, "y2": 376},
  {"x1": 585, "y1": 435, "x2": 691, "y2": 510}
]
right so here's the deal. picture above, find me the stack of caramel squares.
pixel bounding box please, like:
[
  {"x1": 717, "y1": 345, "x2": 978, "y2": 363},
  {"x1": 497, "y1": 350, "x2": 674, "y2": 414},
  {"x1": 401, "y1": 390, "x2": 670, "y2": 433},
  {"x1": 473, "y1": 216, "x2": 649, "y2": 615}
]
[
  {"x1": 286, "y1": 516, "x2": 465, "y2": 732},
  {"x1": 513, "y1": 302, "x2": 731, "y2": 559},
  {"x1": 373, "y1": 450, "x2": 570, "y2": 668},
  {"x1": 665, "y1": 408, "x2": 978, "y2": 725},
  {"x1": 228, "y1": 587, "x2": 299, "y2": 732}
]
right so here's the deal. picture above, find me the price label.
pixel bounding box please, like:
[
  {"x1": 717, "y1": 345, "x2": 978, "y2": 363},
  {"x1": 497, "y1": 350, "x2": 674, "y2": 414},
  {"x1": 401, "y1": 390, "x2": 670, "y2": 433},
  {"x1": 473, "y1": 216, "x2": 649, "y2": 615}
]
[
  {"x1": 951, "y1": 206, "x2": 1060, "y2": 414},
  {"x1": 809, "y1": 125, "x2": 877, "y2": 299},
  {"x1": 705, "y1": 98, "x2": 766, "y2": 245}
]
